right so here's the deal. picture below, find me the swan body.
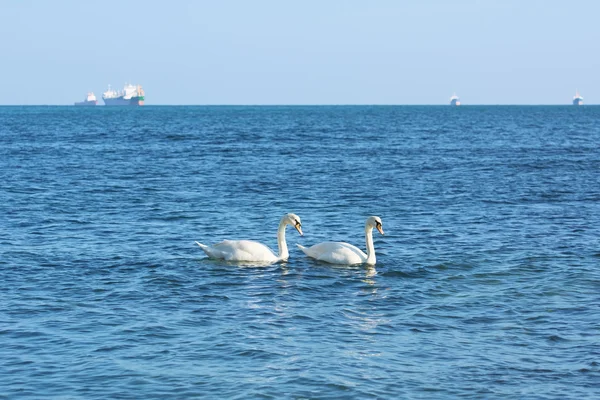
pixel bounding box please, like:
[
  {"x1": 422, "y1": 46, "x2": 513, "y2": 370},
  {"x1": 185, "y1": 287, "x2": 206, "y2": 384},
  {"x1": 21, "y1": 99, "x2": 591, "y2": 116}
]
[
  {"x1": 196, "y1": 213, "x2": 302, "y2": 263},
  {"x1": 297, "y1": 216, "x2": 383, "y2": 265}
]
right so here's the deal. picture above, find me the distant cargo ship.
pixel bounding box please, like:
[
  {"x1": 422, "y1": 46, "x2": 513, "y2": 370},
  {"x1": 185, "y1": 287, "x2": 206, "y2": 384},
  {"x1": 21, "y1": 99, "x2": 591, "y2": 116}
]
[
  {"x1": 573, "y1": 90, "x2": 583, "y2": 106},
  {"x1": 102, "y1": 83, "x2": 145, "y2": 106},
  {"x1": 74, "y1": 92, "x2": 97, "y2": 106},
  {"x1": 450, "y1": 93, "x2": 461, "y2": 106}
]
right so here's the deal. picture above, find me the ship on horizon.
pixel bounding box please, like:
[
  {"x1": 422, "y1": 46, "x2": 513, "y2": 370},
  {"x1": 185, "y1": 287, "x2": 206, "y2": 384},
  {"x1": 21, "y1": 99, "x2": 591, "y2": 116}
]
[
  {"x1": 102, "y1": 83, "x2": 145, "y2": 106},
  {"x1": 74, "y1": 92, "x2": 97, "y2": 106},
  {"x1": 573, "y1": 90, "x2": 583, "y2": 106},
  {"x1": 450, "y1": 93, "x2": 461, "y2": 106}
]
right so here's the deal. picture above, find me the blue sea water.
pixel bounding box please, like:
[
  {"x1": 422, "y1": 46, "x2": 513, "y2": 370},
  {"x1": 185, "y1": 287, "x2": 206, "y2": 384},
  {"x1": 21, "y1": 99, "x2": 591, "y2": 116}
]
[{"x1": 1, "y1": 105, "x2": 599, "y2": 399}]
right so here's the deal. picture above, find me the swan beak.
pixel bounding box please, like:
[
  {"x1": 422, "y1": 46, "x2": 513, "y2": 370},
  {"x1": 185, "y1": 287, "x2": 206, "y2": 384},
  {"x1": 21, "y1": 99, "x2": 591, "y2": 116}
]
[
  {"x1": 295, "y1": 224, "x2": 304, "y2": 236},
  {"x1": 377, "y1": 225, "x2": 384, "y2": 235}
]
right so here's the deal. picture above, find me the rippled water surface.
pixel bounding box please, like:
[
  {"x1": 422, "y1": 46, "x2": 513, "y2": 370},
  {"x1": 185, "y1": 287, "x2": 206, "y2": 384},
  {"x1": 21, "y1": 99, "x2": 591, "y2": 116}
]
[{"x1": 1, "y1": 106, "x2": 599, "y2": 399}]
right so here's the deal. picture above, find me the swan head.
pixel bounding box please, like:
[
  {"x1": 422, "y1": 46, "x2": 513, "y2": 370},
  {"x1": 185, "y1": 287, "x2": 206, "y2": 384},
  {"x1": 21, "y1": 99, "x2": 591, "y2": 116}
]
[
  {"x1": 283, "y1": 213, "x2": 303, "y2": 236},
  {"x1": 367, "y1": 216, "x2": 384, "y2": 235}
]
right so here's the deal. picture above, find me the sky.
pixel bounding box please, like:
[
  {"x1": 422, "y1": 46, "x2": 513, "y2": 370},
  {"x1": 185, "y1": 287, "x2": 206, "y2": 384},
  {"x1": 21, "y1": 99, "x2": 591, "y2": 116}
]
[{"x1": 1, "y1": 0, "x2": 599, "y2": 105}]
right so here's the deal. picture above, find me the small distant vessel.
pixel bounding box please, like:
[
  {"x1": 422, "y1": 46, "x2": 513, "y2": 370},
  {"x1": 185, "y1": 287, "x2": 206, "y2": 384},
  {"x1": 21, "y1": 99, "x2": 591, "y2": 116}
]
[
  {"x1": 450, "y1": 93, "x2": 461, "y2": 106},
  {"x1": 102, "y1": 83, "x2": 145, "y2": 106},
  {"x1": 573, "y1": 90, "x2": 583, "y2": 106},
  {"x1": 74, "y1": 92, "x2": 97, "y2": 106}
]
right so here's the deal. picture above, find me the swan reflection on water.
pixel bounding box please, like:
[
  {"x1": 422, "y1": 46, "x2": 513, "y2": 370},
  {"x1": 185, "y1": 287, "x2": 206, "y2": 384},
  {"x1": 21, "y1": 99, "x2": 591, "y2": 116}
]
[{"x1": 365, "y1": 265, "x2": 377, "y2": 279}]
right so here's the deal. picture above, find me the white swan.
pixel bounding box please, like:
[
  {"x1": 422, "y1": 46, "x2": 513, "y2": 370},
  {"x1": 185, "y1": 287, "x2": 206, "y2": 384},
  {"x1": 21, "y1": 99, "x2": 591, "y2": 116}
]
[
  {"x1": 297, "y1": 216, "x2": 384, "y2": 265},
  {"x1": 195, "y1": 213, "x2": 303, "y2": 263}
]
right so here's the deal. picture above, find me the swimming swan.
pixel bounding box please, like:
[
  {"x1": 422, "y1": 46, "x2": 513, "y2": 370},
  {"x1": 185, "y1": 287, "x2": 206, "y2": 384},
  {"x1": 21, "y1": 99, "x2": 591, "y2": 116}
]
[
  {"x1": 196, "y1": 213, "x2": 303, "y2": 263},
  {"x1": 297, "y1": 216, "x2": 384, "y2": 265}
]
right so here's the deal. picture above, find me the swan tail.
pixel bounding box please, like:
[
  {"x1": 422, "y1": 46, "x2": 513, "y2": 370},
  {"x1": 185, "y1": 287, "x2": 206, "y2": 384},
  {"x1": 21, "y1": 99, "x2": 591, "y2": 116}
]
[
  {"x1": 296, "y1": 244, "x2": 310, "y2": 256},
  {"x1": 196, "y1": 241, "x2": 216, "y2": 257}
]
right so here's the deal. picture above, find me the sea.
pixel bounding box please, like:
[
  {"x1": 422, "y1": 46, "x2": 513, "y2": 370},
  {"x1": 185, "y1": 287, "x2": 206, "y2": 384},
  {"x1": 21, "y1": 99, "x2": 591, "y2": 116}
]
[{"x1": 1, "y1": 105, "x2": 599, "y2": 399}]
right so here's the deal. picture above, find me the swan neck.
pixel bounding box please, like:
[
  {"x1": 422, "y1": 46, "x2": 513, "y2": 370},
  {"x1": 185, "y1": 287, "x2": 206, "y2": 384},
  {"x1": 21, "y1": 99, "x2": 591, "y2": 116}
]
[
  {"x1": 277, "y1": 220, "x2": 289, "y2": 260},
  {"x1": 364, "y1": 225, "x2": 376, "y2": 264}
]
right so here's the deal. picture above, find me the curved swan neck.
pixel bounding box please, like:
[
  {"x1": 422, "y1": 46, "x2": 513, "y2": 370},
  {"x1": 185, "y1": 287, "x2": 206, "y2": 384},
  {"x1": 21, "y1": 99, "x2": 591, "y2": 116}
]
[
  {"x1": 277, "y1": 220, "x2": 289, "y2": 260},
  {"x1": 364, "y1": 225, "x2": 376, "y2": 264}
]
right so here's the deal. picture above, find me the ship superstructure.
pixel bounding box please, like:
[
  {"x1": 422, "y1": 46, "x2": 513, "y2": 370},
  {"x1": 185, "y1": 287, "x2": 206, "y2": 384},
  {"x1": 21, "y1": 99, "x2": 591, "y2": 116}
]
[
  {"x1": 573, "y1": 90, "x2": 583, "y2": 106},
  {"x1": 74, "y1": 92, "x2": 97, "y2": 106},
  {"x1": 450, "y1": 93, "x2": 461, "y2": 106},
  {"x1": 102, "y1": 83, "x2": 145, "y2": 106}
]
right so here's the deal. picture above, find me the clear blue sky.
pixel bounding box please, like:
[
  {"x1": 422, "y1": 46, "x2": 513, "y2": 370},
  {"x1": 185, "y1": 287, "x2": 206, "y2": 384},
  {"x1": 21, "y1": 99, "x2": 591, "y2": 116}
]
[{"x1": 1, "y1": 0, "x2": 598, "y2": 105}]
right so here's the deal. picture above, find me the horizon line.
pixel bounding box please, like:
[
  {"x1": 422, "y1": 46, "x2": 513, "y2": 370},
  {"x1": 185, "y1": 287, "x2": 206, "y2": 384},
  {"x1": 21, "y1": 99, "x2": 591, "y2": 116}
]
[{"x1": 0, "y1": 103, "x2": 596, "y2": 107}]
